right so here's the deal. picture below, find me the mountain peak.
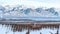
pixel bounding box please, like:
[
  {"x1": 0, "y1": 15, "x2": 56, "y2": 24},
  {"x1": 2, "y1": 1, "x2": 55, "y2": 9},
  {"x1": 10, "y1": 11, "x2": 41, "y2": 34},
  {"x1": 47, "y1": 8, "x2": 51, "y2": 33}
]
[{"x1": 0, "y1": 5, "x2": 60, "y2": 19}]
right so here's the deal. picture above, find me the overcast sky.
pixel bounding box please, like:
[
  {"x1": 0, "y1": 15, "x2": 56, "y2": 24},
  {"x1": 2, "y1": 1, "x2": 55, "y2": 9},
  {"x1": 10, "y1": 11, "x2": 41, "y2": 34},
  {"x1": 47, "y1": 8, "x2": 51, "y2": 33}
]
[{"x1": 0, "y1": 0, "x2": 60, "y2": 8}]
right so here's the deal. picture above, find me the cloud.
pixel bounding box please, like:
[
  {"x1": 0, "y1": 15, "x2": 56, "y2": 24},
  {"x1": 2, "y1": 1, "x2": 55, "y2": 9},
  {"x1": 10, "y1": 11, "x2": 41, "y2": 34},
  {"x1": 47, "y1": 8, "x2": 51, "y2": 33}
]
[
  {"x1": 0, "y1": 0, "x2": 60, "y2": 8},
  {"x1": 0, "y1": 0, "x2": 20, "y2": 5},
  {"x1": 20, "y1": 0, "x2": 60, "y2": 8}
]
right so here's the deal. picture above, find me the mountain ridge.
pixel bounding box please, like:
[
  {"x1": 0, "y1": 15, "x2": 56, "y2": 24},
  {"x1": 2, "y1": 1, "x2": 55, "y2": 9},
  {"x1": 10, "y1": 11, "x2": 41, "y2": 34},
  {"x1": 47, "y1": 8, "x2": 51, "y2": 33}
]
[{"x1": 0, "y1": 5, "x2": 60, "y2": 19}]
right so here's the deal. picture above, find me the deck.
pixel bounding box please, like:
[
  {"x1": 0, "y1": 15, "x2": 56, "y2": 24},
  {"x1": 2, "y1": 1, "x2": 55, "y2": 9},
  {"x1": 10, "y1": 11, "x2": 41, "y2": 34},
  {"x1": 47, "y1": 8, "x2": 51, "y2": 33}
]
[{"x1": 0, "y1": 21, "x2": 60, "y2": 32}]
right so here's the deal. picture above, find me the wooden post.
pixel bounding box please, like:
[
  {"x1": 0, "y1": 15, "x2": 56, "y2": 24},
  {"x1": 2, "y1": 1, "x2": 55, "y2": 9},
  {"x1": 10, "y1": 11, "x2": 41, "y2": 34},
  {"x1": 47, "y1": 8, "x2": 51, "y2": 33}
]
[
  {"x1": 49, "y1": 32, "x2": 53, "y2": 34},
  {"x1": 55, "y1": 25, "x2": 59, "y2": 34},
  {"x1": 40, "y1": 32, "x2": 42, "y2": 34},
  {"x1": 26, "y1": 29, "x2": 30, "y2": 34}
]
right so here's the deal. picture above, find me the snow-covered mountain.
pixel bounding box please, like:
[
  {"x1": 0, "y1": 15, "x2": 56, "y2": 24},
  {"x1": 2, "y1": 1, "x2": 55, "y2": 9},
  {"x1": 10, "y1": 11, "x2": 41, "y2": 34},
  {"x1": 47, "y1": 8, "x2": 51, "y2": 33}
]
[{"x1": 0, "y1": 5, "x2": 60, "y2": 19}]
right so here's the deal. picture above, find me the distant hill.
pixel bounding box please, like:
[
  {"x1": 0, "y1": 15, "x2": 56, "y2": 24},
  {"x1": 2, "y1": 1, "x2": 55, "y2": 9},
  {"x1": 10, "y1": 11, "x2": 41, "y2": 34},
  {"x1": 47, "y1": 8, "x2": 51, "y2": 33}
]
[{"x1": 0, "y1": 5, "x2": 60, "y2": 21}]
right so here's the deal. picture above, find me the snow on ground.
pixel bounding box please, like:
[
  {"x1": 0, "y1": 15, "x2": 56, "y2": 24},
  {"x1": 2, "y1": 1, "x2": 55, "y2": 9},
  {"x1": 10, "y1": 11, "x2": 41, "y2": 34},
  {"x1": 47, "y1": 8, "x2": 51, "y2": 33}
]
[{"x1": 0, "y1": 24, "x2": 60, "y2": 34}]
